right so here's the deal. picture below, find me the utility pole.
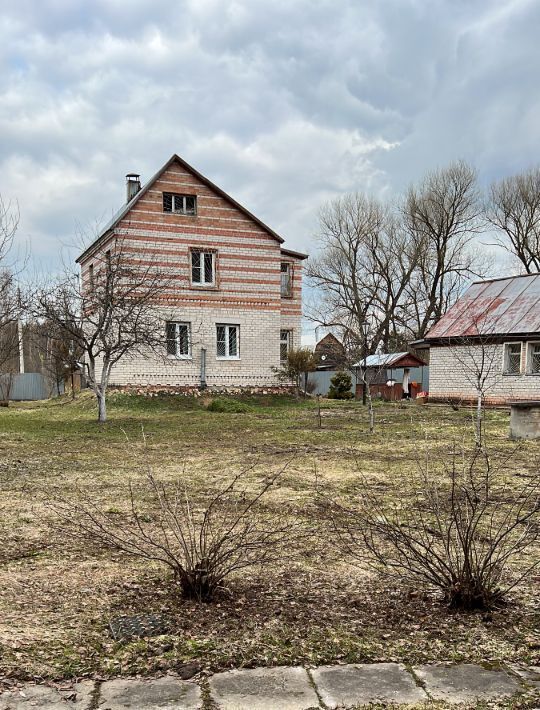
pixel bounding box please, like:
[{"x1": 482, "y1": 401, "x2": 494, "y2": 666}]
[
  {"x1": 361, "y1": 319, "x2": 369, "y2": 406},
  {"x1": 17, "y1": 321, "x2": 24, "y2": 374}
]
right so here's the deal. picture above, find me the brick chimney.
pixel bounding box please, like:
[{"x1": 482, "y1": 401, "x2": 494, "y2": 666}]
[{"x1": 126, "y1": 173, "x2": 141, "y2": 203}]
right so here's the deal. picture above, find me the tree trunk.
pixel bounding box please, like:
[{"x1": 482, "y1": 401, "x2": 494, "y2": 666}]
[
  {"x1": 367, "y1": 392, "x2": 375, "y2": 434},
  {"x1": 475, "y1": 387, "x2": 483, "y2": 448},
  {"x1": 97, "y1": 390, "x2": 107, "y2": 422}
]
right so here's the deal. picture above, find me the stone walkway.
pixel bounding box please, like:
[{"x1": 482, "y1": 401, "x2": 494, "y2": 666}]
[{"x1": 0, "y1": 662, "x2": 538, "y2": 709}]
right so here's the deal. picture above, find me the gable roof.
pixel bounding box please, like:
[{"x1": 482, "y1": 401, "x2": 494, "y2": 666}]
[
  {"x1": 425, "y1": 273, "x2": 540, "y2": 339},
  {"x1": 315, "y1": 333, "x2": 344, "y2": 350},
  {"x1": 76, "y1": 153, "x2": 292, "y2": 263}
]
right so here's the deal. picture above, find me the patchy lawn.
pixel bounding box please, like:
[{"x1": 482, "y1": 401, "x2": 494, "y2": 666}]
[{"x1": 0, "y1": 392, "x2": 538, "y2": 684}]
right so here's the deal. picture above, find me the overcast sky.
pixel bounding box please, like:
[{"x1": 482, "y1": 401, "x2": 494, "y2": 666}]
[{"x1": 1, "y1": 0, "x2": 540, "y2": 281}]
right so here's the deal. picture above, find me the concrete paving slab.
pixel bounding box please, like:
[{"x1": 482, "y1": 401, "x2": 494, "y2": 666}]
[
  {"x1": 511, "y1": 665, "x2": 540, "y2": 688},
  {"x1": 414, "y1": 664, "x2": 521, "y2": 704},
  {"x1": 208, "y1": 666, "x2": 320, "y2": 710},
  {"x1": 311, "y1": 663, "x2": 427, "y2": 708},
  {"x1": 0, "y1": 682, "x2": 93, "y2": 709},
  {"x1": 97, "y1": 676, "x2": 201, "y2": 709}
]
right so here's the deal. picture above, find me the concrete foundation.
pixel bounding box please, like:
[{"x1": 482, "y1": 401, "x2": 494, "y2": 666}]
[{"x1": 509, "y1": 401, "x2": 540, "y2": 439}]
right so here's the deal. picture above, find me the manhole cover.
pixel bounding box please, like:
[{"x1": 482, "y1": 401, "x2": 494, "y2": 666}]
[{"x1": 109, "y1": 613, "x2": 171, "y2": 641}]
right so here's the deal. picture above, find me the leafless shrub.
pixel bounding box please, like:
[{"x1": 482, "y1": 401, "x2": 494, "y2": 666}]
[
  {"x1": 54, "y1": 462, "x2": 308, "y2": 601},
  {"x1": 321, "y1": 447, "x2": 540, "y2": 610}
]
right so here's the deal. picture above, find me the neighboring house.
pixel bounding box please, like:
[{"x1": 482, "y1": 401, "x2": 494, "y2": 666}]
[
  {"x1": 314, "y1": 333, "x2": 347, "y2": 370},
  {"x1": 352, "y1": 352, "x2": 428, "y2": 400},
  {"x1": 413, "y1": 274, "x2": 540, "y2": 405},
  {"x1": 76, "y1": 154, "x2": 306, "y2": 390}
]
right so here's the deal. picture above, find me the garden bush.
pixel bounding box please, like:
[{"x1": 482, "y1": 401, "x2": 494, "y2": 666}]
[
  {"x1": 327, "y1": 371, "x2": 354, "y2": 399},
  {"x1": 321, "y1": 447, "x2": 540, "y2": 610}
]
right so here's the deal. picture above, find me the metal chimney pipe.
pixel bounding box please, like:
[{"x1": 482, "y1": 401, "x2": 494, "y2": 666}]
[{"x1": 126, "y1": 173, "x2": 141, "y2": 203}]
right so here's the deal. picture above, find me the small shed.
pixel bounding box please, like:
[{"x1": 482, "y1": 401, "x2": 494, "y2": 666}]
[{"x1": 352, "y1": 352, "x2": 428, "y2": 400}]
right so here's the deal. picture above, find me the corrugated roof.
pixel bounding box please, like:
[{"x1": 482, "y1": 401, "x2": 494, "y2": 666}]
[
  {"x1": 426, "y1": 273, "x2": 540, "y2": 339},
  {"x1": 352, "y1": 352, "x2": 409, "y2": 368}
]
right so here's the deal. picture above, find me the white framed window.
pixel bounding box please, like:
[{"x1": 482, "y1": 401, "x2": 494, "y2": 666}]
[
  {"x1": 163, "y1": 192, "x2": 197, "y2": 215},
  {"x1": 280, "y1": 262, "x2": 292, "y2": 297},
  {"x1": 216, "y1": 324, "x2": 239, "y2": 359},
  {"x1": 527, "y1": 342, "x2": 540, "y2": 374},
  {"x1": 280, "y1": 329, "x2": 292, "y2": 361},
  {"x1": 503, "y1": 342, "x2": 522, "y2": 374},
  {"x1": 191, "y1": 250, "x2": 215, "y2": 286},
  {"x1": 166, "y1": 321, "x2": 191, "y2": 359}
]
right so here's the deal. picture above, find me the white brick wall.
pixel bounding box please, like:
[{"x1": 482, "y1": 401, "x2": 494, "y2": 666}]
[
  {"x1": 105, "y1": 305, "x2": 301, "y2": 388},
  {"x1": 429, "y1": 343, "x2": 540, "y2": 403}
]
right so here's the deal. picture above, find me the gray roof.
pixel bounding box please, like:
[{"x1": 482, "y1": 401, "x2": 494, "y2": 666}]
[{"x1": 352, "y1": 352, "x2": 409, "y2": 368}]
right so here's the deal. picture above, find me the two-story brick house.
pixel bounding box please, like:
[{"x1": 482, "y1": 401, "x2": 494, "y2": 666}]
[{"x1": 76, "y1": 154, "x2": 306, "y2": 390}]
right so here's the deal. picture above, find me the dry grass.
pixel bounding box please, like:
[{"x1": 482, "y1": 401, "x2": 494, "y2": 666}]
[{"x1": 0, "y1": 392, "x2": 538, "y2": 683}]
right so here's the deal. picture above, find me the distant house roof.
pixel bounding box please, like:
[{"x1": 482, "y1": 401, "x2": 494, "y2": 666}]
[
  {"x1": 352, "y1": 352, "x2": 426, "y2": 368},
  {"x1": 76, "y1": 154, "x2": 308, "y2": 263},
  {"x1": 425, "y1": 273, "x2": 540, "y2": 340}
]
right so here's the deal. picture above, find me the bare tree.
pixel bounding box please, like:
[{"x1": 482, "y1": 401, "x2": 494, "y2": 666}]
[
  {"x1": 308, "y1": 163, "x2": 487, "y2": 355},
  {"x1": 0, "y1": 197, "x2": 23, "y2": 401},
  {"x1": 307, "y1": 194, "x2": 419, "y2": 353},
  {"x1": 403, "y1": 161, "x2": 486, "y2": 338},
  {"x1": 33, "y1": 238, "x2": 172, "y2": 422},
  {"x1": 446, "y1": 324, "x2": 501, "y2": 448},
  {"x1": 486, "y1": 167, "x2": 540, "y2": 273}
]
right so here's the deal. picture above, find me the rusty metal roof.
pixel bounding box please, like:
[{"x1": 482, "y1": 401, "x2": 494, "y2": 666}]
[{"x1": 426, "y1": 273, "x2": 540, "y2": 339}]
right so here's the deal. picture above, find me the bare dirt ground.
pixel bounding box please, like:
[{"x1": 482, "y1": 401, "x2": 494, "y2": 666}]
[{"x1": 0, "y1": 392, "x2": 538, "y2": 683}]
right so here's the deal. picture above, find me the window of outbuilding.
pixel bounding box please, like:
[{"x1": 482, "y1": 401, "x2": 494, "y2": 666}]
[
  {"x1": 504, "y1": 342, "x2": 522, "y2": 374},
  {"x1": 527, "y1": 342, "x2": 540, "y2": 374}
]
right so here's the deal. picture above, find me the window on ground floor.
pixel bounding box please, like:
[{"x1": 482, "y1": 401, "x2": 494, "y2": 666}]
[
  {"x1": 166, "y1": 321, "x2": 191, "y2": 358},
  {"x1": 216, "y1": 324, "x2": 239, "y2": 359},
  {"x1": 280, "y1": 329, "x2": 292, "y2": 361},
  {"x1": 503, "y1": 342, "x2": 522, "y2": 374}
]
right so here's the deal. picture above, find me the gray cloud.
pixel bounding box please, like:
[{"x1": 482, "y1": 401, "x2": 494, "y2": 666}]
[{"x1": 0, "y1": 0, "x2": 538, "y2": 280}]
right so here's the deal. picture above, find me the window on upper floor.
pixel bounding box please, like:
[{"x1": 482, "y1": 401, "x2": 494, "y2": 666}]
[
  {"x1": 503, "y1": 342, "x2": 522, "y2": 374},
  {"x1": 527, "y1": 342, "x2": 540, "y2": 374},
  {"x1": 163, "y1": 192, "x2": 197, "y2": 215},
  {"x1": 166, "y1": 321, "x2": 191, "y2": 358},
  {"x1": 217, "y1": 324, "x2": 239, "y2": 359},
  {"x1": 191, "y1": 250, "x2": 216, "y2": 286},
  {"x1": 280, "y1": 330, "x2": 292, "y2": 362},
  {"x1": 280, "y1": 262, "x2": 292, "y2": 297}
]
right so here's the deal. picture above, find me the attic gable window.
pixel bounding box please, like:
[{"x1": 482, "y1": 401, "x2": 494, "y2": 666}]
[{"x1": 163, "y1": 192, "x2": 197, "y2": 215}]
